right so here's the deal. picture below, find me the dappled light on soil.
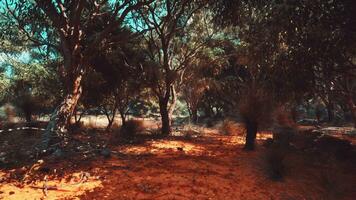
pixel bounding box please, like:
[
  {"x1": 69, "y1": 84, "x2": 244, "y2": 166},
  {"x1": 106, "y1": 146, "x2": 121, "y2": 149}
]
[
  {"x1": 121, "y1": 140, "x2": 206, "y2": 156},
  {"x1": 0, "y1": 126, "x2": 355, "y2": 200},
  {"x1": 215, "y1": 131, "x2": 273, "y2": 146},
  {"x1": 0, "y1": 171, "x2": 102, "y2": 200}
]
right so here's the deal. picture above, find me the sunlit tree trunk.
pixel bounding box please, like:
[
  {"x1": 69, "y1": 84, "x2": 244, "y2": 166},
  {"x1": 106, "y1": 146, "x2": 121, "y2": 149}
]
[{"x1": 40, "y1": 63, "x2": 85, "y2": 150}]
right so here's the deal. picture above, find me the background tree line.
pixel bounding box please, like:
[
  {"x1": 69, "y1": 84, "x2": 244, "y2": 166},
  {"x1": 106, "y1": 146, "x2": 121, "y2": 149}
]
[{"x1": 0, "y1": 0, "x2": 355, "y2": 151}]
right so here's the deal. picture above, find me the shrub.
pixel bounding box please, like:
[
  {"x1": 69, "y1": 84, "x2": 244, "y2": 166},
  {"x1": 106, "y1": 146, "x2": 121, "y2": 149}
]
[
  {"x1": 315, "y1": 135, "x2": 353, "y2": 160},
  {"x1": 317, "y1": 157, "x2": 348, "y2": 200},
  {"x1": 290, "y1": 130, "x2": 321, "y2": 150},
  {"x1": 182, "y1": 124, "x2": 201, "y2": 139},
  {"x1": 220, "y1": 119, "x2": 239, "y2": 135},
  {"x1": 119, "y1": 120, "x2": 145, "y2": 139},
  {"x1": 238, "y1": 86, "x2": 274, "y2": 150},
  {"x1": 67, "y1": 121, "x2": 84, "y2": 133},
  {"x1": 264, "y1": 145, "x2": 288, "y2": 180}
]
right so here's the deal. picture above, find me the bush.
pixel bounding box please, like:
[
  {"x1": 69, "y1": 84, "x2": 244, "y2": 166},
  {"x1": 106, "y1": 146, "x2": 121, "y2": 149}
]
[
  {"x1": 67, "y1": 121, "x2": 84, "y2": 132},
  {"x1": 119, "y1": 120, "x2": 145, "y2": 139},
  {"x1": 238, "y1": 86, "x2": 274, "y2": 150},
  {"x1": 315, "y1": 135, "x2": 353, "y2": 160},
  {"x1": 181, "y1": 124, "x2": 201, "y2": 139},
  {"x1": 317, "y1": 157, "x2": 348, "y2": 200},
  {"x1": 264, "y1": 145, "x2": 288, "y2": 180},
  {"x1": 220, "y1": 119, "x2": 239, "y2": 135}
]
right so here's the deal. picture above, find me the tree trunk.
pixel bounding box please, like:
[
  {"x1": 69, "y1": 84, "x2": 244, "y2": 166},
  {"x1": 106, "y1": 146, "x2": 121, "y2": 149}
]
[
  {"x1": 25, "y1": 112, "x2": 32, "y2": 123},
  {"x1": 168, "y1": 85, "x2": 177, "y2": 122},
  {"x1": 103, "y1": 104, "x2": 117, "y2": 131},
  {"x1": 120, "y1": 112, "x2": 126, "y2": 127},
  {"x1": 185, "y1": 99, "x2": 198, "y2": 124},
  {"x1": 74, "y1": 107, "x2": 83, "y2": 124},
  {"x1": 159, "y1": 97, "x2": 171, "y2": 135},
  {"x1": 244, "y1": 119, "x2": 258, "y2": 151},
  {"x1": 107, "y1": 119, "x2": 114, "y2": 130},
  {"x1": 39, "y1": 71, "x2": 83, "y2": 151},
  {"x1": 347, "y1": 97, "x2": 356, "y2": 128},
  {"x1": 192, "y1": 107, "x2": 198, "y2": 124},
  {"x1": 290, "y1": 106, "x2": 298, "y2": 123},
  {"x1": 327, "y1": 103, "x2": 334, "y2": 122},
  {"x1": 203, "y1": 104, "x2": 212, "y2": 118}
]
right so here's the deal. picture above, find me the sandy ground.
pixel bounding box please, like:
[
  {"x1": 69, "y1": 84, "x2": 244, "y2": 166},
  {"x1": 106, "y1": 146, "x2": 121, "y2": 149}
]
[{"x1": 0, "y1": 120, "x2": 355, "y2": 200}]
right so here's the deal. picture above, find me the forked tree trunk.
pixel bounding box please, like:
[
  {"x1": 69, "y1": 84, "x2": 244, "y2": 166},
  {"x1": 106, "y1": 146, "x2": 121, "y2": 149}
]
[
  {"x1": 244, "y1": 119, "x2": 258, "y2": 151},
  {"x1": 104, "y1": 106, "x2": 117, "y2": 131},
  {"x1": 39, "y1": 71, "x2": 84, "y2": 151}
]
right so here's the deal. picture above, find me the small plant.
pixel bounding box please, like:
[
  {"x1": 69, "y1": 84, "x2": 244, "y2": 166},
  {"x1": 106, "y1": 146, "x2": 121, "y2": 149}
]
[{"x1": 182, "y1": 124, "x2": 200, "y2": 139}]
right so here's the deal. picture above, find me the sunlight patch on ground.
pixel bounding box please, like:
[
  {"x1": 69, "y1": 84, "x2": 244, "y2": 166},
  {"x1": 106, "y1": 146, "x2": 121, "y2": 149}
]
[
  {"x1": 257, "y1": 131, "x2": 273, "y2": 140},
  {"x1": 217, "y1": 132, "x2": 273, "y2": 145},
  {"x1": 121, "y1": 140, "x2": 206, "y2": 156},
  {"x1": 0, "y1": 172, "x2": 103, "y2": 200}
]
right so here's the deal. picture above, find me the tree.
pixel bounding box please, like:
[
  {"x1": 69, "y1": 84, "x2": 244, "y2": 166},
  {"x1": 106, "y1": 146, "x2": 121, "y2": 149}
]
[
  {"x1": 0, "y1": 52, "x2": 63, "y2": 122},
  {"x1": 132, "y1": 0, "x2": 208, "y2": 135},
  {"x1": 210, "y1": 0, "x2": 318, "y2": 149},
  {"x1": 1, "y1": 0, "x2": 153, "y2": 149}
]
